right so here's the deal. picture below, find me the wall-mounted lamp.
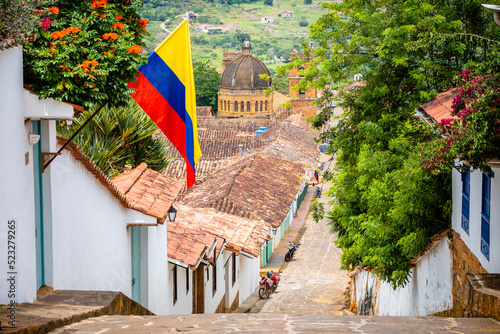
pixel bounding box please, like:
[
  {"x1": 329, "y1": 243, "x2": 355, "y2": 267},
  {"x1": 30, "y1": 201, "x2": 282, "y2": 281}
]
[
  {"x1": 28, "y1": 133, "x2": 40, "y2": 146},
  {"x1": 482, "y1": 4, "x2": 500, "y2": 26},
  {"x1": 168, "y1": 206, "x2": 177, "y2": 222},
  {"x1": 271, "y1": 228, "x2": 277, "y2": 235}
]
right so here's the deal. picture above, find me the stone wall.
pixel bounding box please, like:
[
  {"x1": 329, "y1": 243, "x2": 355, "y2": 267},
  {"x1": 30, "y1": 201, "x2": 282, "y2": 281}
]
[{"x1": 291, "y1": 99, "x2": 317, "y2": 119}]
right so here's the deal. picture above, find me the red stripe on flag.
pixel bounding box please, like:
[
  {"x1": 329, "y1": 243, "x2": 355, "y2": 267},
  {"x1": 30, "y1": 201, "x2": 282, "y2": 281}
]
[{"x1": 129, "y1": 72, "x2": 196, "y2": 188}]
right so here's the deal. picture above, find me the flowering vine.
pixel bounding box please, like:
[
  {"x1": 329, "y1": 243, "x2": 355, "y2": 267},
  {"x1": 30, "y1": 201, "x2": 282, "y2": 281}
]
[
  {"x1": 23, "y1": 0, "x2": 149, "y2": 108},
  {"x1": 424, "y1": 70, "x2": 500, "y2": 173}
]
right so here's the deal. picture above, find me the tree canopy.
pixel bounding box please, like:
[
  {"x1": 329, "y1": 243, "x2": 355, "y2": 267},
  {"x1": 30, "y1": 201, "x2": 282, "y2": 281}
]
[
  {"x1": 293, "y1": 0, "x2": 500, "y2": 287},
  {"x1": 24, "y1": 0, "x2": 149, "y2": 109},
  {"x1": 193, "y1": 60, "x2": 221, "y2": 112}
]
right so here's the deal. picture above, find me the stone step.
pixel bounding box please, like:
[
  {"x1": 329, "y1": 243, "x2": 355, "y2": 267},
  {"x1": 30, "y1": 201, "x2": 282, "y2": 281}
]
[{"x1": 50, "y1": 314, "x2": 500, "y2": 333}]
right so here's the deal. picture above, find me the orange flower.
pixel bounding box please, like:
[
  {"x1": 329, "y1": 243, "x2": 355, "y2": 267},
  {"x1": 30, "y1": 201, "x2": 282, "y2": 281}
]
[
  {"x1": 109, "y1": 48, "x2": 115, "y2": 52},
  {"x1": 127, "y1": 45, "x2": 142, "y2": 54},
  {"x1": 102, "y1": 32, "x2": 119, "y2": 41},
  {"x1": 138, "y1": 19, "x2": 149, "y2": 29},
  {"x1": 49, "y1": 6, "x2": 59, "y2": 15},
  {"x1": 92, "y1": 83, "x2": 96, "y2": 88},
  {"x1": 100, "y1": 12, "x2": 106, "y2": 18},
  {"x1": 83, "y1": 17, "x2": 87, "y2": 22},
  {"x1": 90, "y1": 0, "x2": 108, "y2": 9},
  {"x1": 91, "y1": 60, "x2": 99, "y2": 66},
  {"x1": 84, "y1": 69, "x2": 89, "y2": 73},
  {"x1": 112, "y1": 22, "x2": 125, "y2": 30},
  {"x1": 97, "y1": 38, "x2": 102, "y2": 42},
  {"x1": 115, "y1": 14, "x2": 123, "y2": 20}
]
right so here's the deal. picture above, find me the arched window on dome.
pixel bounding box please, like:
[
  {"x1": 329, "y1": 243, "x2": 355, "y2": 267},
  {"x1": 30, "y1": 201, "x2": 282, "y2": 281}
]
[
  {"x1": 241, "y1": 101, "x2": 244, "y2": 112},
  {"x1": 234, "y1": 101, "x2": 238, "y2": 112},
  {"x1": 247, "y1": 101, "x2": 250, "y2": 112},
  {"x1": 260, "y1": 101, "x2": 263, "y2": 112},
  {"x1": 265, "y1": 100, "x2": 268, "y2": 111},
  {"x1": 255, "y1": 101, "x2": 258, "y2": 112},
  {"x1": 223, "y1": 100, "x2": 226, "y2": 111}
]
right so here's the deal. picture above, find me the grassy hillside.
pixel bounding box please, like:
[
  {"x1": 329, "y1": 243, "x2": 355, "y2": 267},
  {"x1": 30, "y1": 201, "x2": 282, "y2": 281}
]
[{"x1": 141, "y1": 0, "x2": 330, "y2": 73}]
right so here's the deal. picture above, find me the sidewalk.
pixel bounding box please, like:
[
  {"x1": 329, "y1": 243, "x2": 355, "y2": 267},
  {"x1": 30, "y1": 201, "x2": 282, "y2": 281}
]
[{"x1": 235, "y1": 184, "x2": 318, "y2": 313}]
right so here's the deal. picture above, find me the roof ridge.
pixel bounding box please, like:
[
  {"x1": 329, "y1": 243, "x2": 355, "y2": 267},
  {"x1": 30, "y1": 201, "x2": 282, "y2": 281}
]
[{"x1": 120, "y1": 163, "x2": 148, "y2": 195}]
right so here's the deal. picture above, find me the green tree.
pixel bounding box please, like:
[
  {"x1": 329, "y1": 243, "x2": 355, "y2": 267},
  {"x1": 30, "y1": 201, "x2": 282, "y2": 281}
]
[
  {"x1": 264, "y1": 0, "x2": 273, "y2": 6},
  {"x1": 193, "y1": 60, "x2": 221, "y2": 112},
  {"x1": 299, "y1": 18, "x2": 308, "y2": 27},
  {"x1": 23, "y1": 0, "x2": 149, "y2": 109},
  {"x1": 304, "y1": 0, "x2": 312, "y2": 4},
  {"x1": 290, "y1": 0, "x2": 500, "y2": 287},
  {"x1": 58, "y1": 101, "x2": 171, "y2": 176}
]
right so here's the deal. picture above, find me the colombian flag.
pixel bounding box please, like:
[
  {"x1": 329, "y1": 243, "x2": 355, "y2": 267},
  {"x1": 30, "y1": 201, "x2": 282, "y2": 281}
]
[
  {"x1": 314, "y1": 166, "x2": 319, "y2": 182},
  {"x1": 129, "y1": 20, "x2": 201, "y2": 189}
]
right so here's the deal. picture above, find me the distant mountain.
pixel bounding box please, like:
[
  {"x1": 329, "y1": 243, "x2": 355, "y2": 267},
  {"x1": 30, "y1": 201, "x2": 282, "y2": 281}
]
[{"x1": 140, "y1": 0, "x2": 329, "y2": 73}]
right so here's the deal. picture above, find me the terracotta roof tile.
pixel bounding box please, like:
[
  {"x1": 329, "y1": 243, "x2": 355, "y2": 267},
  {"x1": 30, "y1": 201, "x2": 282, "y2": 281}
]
[
  {"x1": 111, "y1": 164, "x2": 183, "y2": 222},
  {"x1": 181, "y1": 153, "x2": 307, "y2": 227},
  {"x1": 171, "y1": 205, "x2": 270, "y2": 260},
  {"x1": 420, "y1": 89, "x2": 458, "y2": 123},
  {"x1": 272, "y1": 91, "x2": 292, "y2": 111},
  {"x1": 197, "y1": 106, "x2": 214, "y2": 119},
  {"x1": 256, "y1": 120, "x2": 319, "y2": 167}
]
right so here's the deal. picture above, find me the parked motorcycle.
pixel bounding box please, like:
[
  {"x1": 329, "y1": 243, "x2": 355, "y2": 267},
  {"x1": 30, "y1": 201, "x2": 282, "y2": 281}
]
[
  {"x1": 266, "y1": 270, "x2": 281, "y2": 292},
  {"x1": 316, "y1": 187, "x2": 322, "y2": 198},
  {"x1": 259, "y1": 275, "x2": 273, "y2": 299},
  {"x1": 285, "y1": 241, "x2": 300, "y2": 262}
]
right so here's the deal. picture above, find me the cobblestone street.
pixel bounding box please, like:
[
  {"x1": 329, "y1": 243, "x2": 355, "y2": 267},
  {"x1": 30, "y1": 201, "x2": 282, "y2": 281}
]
[{"x1": 251, "y1": 166, "x2": 350, "y2": 316}]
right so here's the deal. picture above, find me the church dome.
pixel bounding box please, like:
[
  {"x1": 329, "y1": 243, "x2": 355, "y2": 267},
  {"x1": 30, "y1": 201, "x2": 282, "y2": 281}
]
[{"x1": 219, "y1": 55, "x2": 272, "y2": 90}]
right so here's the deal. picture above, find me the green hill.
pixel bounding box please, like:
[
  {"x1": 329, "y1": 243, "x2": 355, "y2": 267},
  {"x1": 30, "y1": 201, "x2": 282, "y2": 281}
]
[{"x1": 140, "y1": 0, "x2": 330, "y2": 73}]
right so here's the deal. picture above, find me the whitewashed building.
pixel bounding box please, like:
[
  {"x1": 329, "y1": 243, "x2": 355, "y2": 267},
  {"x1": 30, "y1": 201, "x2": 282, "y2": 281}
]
[
  {"x1": 166, "y1": 205, "x2": 269, "y2": 314},
  {"x1": 0, "y1": 46, "x2": 183, "y2": 315}
]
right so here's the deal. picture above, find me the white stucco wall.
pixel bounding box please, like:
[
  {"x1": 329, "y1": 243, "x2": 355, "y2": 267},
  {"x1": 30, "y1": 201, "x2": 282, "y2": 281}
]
[
  {"x1": 0, "y1": 46, "x2": 37, "y2": 304},
  {"x1": 223, "y1": 251, "x2": 239, "y2": 310},
  {"x1": 144, "y1": 223, "x2": 169, "y2": 315},
  {"x1": 47, "y1": 148, "x2": 171, "y2": 313},
  {"x1": 168, "y1": 263, "x2": 192, "y2": 315},
  {"x1": 204, "y1": 254, "x2": 226, "y2": 313},
  {"x1": 239, "y1": 255, "x2": 260, "y2": 303},
  {"x1": 353, "y1": 236, "x2": 453, "y2": 316},
  {"x1": 49, "y1": 150, "x2": 132, "y2": 292},
  {"x1": 452, "y1": 167, "x2": 500, "y2": 273}
]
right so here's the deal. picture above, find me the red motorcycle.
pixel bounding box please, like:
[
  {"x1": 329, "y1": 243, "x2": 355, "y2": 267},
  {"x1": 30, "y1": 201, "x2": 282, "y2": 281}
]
[
  {"x1": 259, "y1": 275, "x2": 273, "y2": 299},
  {"x1": 267, "y1": 270, "x2": 281, "y2": 292}
]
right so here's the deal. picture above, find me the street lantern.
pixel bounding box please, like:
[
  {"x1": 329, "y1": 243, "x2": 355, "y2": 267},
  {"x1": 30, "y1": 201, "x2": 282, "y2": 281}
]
[
  {"x1": 167, "y1": 206, "x2": 177, "y2": 222},
  {"x1": 482, "y1": 4, "x2": 500, "y2": 26},
  {"x1": 271, "y1": 228, "x2": 278, "y2": 235}
]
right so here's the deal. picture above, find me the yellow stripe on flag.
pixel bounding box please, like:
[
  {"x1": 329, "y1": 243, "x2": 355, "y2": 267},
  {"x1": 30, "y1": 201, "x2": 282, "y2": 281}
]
[{"x1": 155, "y1": 20, "x2": 201, "y2": 164}]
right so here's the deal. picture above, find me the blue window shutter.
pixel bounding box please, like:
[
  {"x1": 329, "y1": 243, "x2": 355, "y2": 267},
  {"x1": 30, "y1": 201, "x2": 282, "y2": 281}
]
[
  {"x1": 480, "y1": 173, "x2": 491, "y2": 260},
  {"x1": 461, "y1": 171, "x2": 470, "y2": 234}
]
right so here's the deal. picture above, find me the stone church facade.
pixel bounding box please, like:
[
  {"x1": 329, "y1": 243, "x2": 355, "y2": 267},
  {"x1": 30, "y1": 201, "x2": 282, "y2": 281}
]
[
  {"x1": 217, "y1": 39, "x2": 274, "y2": 117},
  {"x1": 217, "y1": 40, "x2": 318, "y2": 120}
]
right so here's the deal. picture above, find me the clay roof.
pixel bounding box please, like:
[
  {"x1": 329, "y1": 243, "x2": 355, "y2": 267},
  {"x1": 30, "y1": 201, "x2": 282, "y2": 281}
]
[
  {"x1": 181, "y1": 153, "x2": 307, "y2": 227},
  {"x1": 57, "y1": 137, "x2": 182, "y2": 222},
  {"x1": 419, "y1": 89, "x2": 458, "y2": 123},
  {"x1": 256, "y1": 120, "x2": 319, "y2": 167},
  {"x1": 196, "y1": 106, "x2": 214, "y2": 119},
  {"x1": 273, "y1": 91, "x2": 292, "y2": 111},
  {"x1": 168, "y1": 219, "x2": 225, "y2": 267},
  {"x1": 111, "y1": 163, "x2": 183, "y2": 223},
  {"x1": 175, "y1": 205, "x2": 270, "y2": 258},
  {"x1": 343, "y1": 81, "x2": 366, "y2": 92},
  {"x1": 198, "y1": 119, "x2": 277, "y2": 132}
]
